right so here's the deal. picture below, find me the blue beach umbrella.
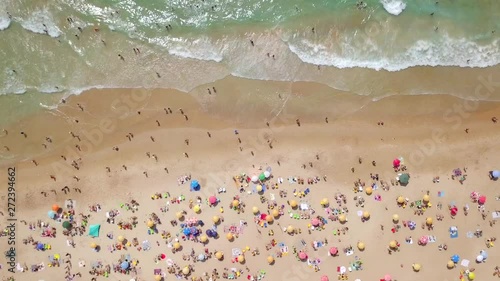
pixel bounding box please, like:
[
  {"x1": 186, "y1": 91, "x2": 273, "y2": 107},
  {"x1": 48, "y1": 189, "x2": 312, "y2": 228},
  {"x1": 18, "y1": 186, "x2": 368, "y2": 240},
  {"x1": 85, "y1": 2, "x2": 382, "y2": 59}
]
[
  {"x1": 183, "y1": 228, "x2": 191, "y2": 236},
  {"x1": 451, "y1": 254, "x2": 460, "y2": 263},
  {"x1": 492, "y1": 170, "x2": 500, "y2": 178},
  {"x1": 190, "y1": 180, "x2": 200, "y2": 191},
  {"x1": 37, "y1": 243, "x2": 44, "y2": 250},
  {"x1": 120, "y1": 261, "x2": 129, "y2": 270},
  {"x1": 48, "y1": 211, "x2": 56, "y2": 219},
  {"x1": 480, "y1": 250, "x2": 488, "y2": 259}
]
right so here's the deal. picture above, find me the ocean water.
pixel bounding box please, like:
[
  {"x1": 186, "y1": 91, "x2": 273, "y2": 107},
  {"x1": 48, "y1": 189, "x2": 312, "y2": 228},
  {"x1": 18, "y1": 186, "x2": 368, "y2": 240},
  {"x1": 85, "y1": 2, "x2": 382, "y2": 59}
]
[{"x1": 0, "y1": 0, "x2": 499, "y2": 125}]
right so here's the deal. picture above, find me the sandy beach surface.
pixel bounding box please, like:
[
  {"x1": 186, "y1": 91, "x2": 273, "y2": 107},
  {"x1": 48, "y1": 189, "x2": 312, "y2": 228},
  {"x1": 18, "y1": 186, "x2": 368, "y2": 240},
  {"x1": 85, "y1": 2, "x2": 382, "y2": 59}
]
[{"x1": 1, "y1": 75, "x2": 500, "y2": 281}]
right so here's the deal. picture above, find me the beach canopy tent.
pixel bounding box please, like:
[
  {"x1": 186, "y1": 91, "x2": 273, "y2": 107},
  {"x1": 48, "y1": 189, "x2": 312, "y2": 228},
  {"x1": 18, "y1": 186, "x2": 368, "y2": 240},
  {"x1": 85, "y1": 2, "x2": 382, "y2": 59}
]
[
  {"x1": 62, "y1": 221, "x2": 72, "y2": 230},
  {"x1": 48, "y1": 211, "x2": 56, "y2": 219},
  {"x1": 398, "y1": 173, "x2": 410, "y2": 185},
  {"x1": 190, "y1": 180, "x2": 200, "y2": 191},
  {"x1": 88, "y1": 224, "x2": 101, "y2": 237}
]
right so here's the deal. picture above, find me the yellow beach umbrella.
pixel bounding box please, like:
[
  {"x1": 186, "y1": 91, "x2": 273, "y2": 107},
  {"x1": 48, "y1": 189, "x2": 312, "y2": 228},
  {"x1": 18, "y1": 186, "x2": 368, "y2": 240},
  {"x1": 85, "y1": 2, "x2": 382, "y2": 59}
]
[
  {"x1": 200, "y1": 235, "x2": 208, "y2": 243},
  {"x1": 339, "y1": 214, "x2": 347, "y2": 223},
  {"x1": 362, "y1": 211, "x2": 370, "y2": 219},
  {"x1": 252, "y1": 206, "x2": 259, "y2": 214},
  {"x1": 272, "y1": 209, "x2": 279, "y2": 217},
  {"x1": 286, "y1": 225, "x2": 294, "y2": 234},
  {"x1": 182, "y1": 267, "x2": 190, "y2": 275},
  {"x1": 267, "y1": 256, "x2": 274, "y2": 264},
  {"x1": 176, "y1": 212, "x2": 184, "y2": 219},
  {"x1": 290, "y1": 200, "x2": 298, "y2": 208},
  {"x1": 468, "y1": 272, "x2": 475, "y2": 280},
  {"x1": 365, "y1": 186, "x2": 373, "y2": 195},
  {"x1": 412, "y1": 263, "x2": 421, "y2": 272},
  {"x1": 212, "y1": 215, "x2": 220, "y2": 223},
  {"x1": 389, "y1": 240, "x2": 397, "y2": 249},
  {"x1": 226, "y1": 233, "x2": 234, "y2": 241},
  {"x1": 117, "y1": 235, "x2": 125, "y2": 243},
  {"x1": 238, "y1": 255, "x2": 245, "y2": 263},
  {"x1": 392, "y1": 214, "x2": 399, "y2": 222},
  {"x1": 256, "y1": 185, "x2": 263, "y2": 192},
  {"x1": 193, "y1": 205, "x2": 201, "y2": 213},
  {"x1": 357, "y1": 242, "x2": 365, "y2": 251},
  {"x1": 423, "y1": 194, "x2": 430, "y2": 202},
  {"x1": 173, "y1": 242, "x2": 181, "y2": 250},
  {"x1": 154, "y1": 275, "x2": 162, "y2": 281},
  {"x1": 215, "y1": 251, "x2": 223, "y2": 260},
  {"x1": 147, "y1": 220, "x2": 154, "y2": 228},
  {"x1": 426, "y1": 217, "x2": 433, "y2": 225},
  {"x1": 321, "y1": 198, "x2": 329, "y2": 206},
  {"x1": 232, "y1": 200, "x2": 240, "y2": 207},
  {"x1": 266, "y1": 215, "x2": 274, "y2": 223},
  {"x1": 397, "y1": 196, "x2": 404, "y2": 204},
  {"x1": 447, "y1": 260, "x2": 455, "y2": 269},
  {"x1": 90, "y1": 242, "x2": 97, "y2": 248}
]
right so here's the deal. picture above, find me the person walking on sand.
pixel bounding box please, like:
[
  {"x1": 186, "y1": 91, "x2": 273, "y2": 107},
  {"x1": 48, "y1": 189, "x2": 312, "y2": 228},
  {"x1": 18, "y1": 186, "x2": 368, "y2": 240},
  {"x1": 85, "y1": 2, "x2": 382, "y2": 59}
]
[
  {"x1": 296, "y1": 119, "x2": 301, "y2": 127},
  {"x1": 21, "y1": 131, "x2": 27, "y2": 138}
]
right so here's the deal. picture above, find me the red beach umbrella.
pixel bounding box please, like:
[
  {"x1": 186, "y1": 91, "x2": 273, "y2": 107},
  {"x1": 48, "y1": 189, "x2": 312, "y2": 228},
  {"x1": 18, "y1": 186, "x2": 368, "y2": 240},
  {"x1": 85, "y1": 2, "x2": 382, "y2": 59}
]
[
  {"x1": 450, "y1": 207, "x2": 458, "y2": 216},
  {"x1": 320, "y1": 276, "x2": 329, "y2": 281},
  {"x1": 393, "y1": 159, "x2": 401, "y2": 168},
  {"x1": 161, "y1": 253, "x2": 166, "y2": 259},
  {"x1": 478, "y1": 195, "x2": 486, "y2": 205},
  {"x1": 329, "y1": 247, "x2": 338, "y2": 256},
  {"x1": 209, "y1": 196, "x2": 217, "y2": 205}
]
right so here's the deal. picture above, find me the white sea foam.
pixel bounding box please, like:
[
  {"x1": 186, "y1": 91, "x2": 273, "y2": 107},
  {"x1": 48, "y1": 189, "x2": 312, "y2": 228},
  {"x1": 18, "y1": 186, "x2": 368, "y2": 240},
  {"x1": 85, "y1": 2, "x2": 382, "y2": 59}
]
[
  {"x1": 149, "y1": 36, "x2": 224, "y2": 62},
  {"x1": 19, "y1": 10, "x2": 62, "y2": 38},
  {"x1": 380, "y1": 0, "x2": 406, "y2": 16},
  {"x1": 287, "y1": 35, "x2": 500, "y2": 71},
  {"x1": 0, "y1": 14, "x2": 11, "y2": 30}
]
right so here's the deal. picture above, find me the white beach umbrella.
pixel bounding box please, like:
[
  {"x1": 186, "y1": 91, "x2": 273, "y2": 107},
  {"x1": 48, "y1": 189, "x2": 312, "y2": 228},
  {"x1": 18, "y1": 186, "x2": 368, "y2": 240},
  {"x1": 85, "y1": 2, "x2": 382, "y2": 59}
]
[
  {"x1": 476, "y1": 255, "x2": 484, "y2": 262},
  {"x1": 264, "y1": 171, "x2": 271, "y2": 178},
  {"x1": 251, "y1": 175, "x2": 259, "y2": 182}
]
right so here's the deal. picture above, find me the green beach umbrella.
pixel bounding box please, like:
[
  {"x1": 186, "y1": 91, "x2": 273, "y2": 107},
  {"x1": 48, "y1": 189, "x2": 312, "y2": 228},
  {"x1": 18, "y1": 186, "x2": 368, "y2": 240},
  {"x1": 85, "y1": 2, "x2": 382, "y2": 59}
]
[
  {"x1": 62, "y1": 221, "x2": 72, "y2": 230},
  {"x1": 399, "y1": 173, "x2": 410, "y2": 185},
  {"x1": 259, "y1": 173, "x2": 266, "y2": 181},
  {"x1": 88, "y1": 224, "x2": 101, "y2": 237}
]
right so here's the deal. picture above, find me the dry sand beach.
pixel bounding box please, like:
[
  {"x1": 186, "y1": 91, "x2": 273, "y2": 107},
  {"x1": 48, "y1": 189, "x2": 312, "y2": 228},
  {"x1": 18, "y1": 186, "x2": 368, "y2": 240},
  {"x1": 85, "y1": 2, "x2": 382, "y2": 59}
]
[{"x1": 1, "y1": 75, "x2": 500, "y2": 281}]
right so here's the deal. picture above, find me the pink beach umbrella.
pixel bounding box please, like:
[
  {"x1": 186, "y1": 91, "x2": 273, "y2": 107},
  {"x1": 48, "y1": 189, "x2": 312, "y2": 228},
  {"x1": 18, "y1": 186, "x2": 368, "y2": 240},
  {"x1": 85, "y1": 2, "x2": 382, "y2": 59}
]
[
  {"x1": 393, "y1": 159, "x2": 401, "y2": 168},
  {"x1": 470, "y1": 191, "x2": 479, "y2": 201},
  {"x1": 209, "y1": 196, "x2": 217, "y2": 205},
  {"x1": 478, "y1": 195, "x2": 486, "y2": 205},
  {"x1": 311, "y1": 218, "x2": 320, "y2": 226},
  {"x1": 320, "y1": 275, "x2": 329, "y2": 281},
  {"x1": 384, "y1": 274, "x2": 392, "y2": 281},
  {"x1": 298, "y1": 252, "x2": 308, "y2": 260},
  {"x1": 419, "y1": 236, "x2": 428, "y2": 245},
  {"x1": 329, "y1": 247, "x2": 338, "y2": 256},
  {"x1": 450, "y1": 207, "x2": 458, "y2": 216}
]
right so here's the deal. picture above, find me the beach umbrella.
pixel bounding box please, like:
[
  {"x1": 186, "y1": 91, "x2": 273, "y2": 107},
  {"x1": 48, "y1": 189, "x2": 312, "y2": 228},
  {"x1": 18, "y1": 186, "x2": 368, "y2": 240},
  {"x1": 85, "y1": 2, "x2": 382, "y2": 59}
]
[
  {"x1": 423, "y1": 194, "x2": 430, "y2": 202},
  {"x1": 212, "y1": 216, "x2": 220, "y2": 224},
  {"x1": 147, "y1": 220, "x2": 155, "y2": 228},
  {"x1": 215, "y1": 251, "x2": 223, "y2": 260},
  {"x1": 182, "y1": 267, "x2": 190, "y2": 275},
  {"x1": 266, "y1": 215, "x2": 274, "y2": 223},
  {"x1": 37, "y1": 243, "x2": 44, "y2": 250},
  {"x1": 52, "y1": 204, "x2": 60, "y2": 212},
  {"x1": 259, "y1": 173, "x2": 266, "y2": 181},
  {"x1": 176, "y1": 212, "x2": 184, "y2": 219},
  {"x1": 478, "y1": 195, "x2": 486, "y2": 205},
  {"x1": 173, "y1": 242, "x2": 181, "y2": 250},
  {"x1": 321, "y1": 198, "x2": 329, "y2": 206},
  {"x1": 339, "y1": 214, "x2": 347, "y2": 223},
  {"x1": 286, "y1": 225, "x2": 294, "y2": 234},
  {"x1": 311, "y1": 218, "x2": 320, "y2": 226},
  {"x1": 468, "y1": 272, "x2": 476, "y2": 280},
  {"x1": 362, "y1": 211, "x2": 370, "y2": 219},
  {"x1": 120, "y1": 261, "x2": 129, "y2": 270},
  {"x1": 412, "y1": 263, "x2": 421, "y2": 272},
  {"x1": 480, "y1": 250, "x2": 488, "y2": 259},
  {"x1": 154, "y1": 275, "x2": 162, "y2": 281},
  {"x1": 117, "y1": 235, "x2": 125, "y2": 243},
  {"x1": 264, "y1": 171, "x2": 271, "y2": 178},
  {"x1": 320, "y1": 276, "x2": 329, "y2": 281},
  {"x1": 357, "y1": 242, "x2": 365, "y2": 251},
  {"x1": 397, "y1": 196, "x2": 404, "y2": 204},
  {"x1": 451, "y1": 254, "x2": 460, "y2": 263},
  {"x1": 389, "y1": 240, "x2": 397, "y2": 249},
  {"x1": 256, "y1": 185, "x2": 263, "y2": 192},
  {"x1": 48, "y1": 210, "x2": 56, "y2": 219},
  {"x1": 90, "y1": 242, "x2": 97, "y2": 248},
  {"x1": 393, "y1": 158, "x2": 401, "y2": 168},
  {"x1": 267, "y1": 256, "x2": 274, "y2": 264},
  {"x1": 384, "y1": 274, "x2": 392, "y2": 281},
  {"x1": 226, "y1": 233, "x2": 234, "y2": 241},
  {"x1": 209, "y1": 196, "x2": 217, "y2": 205},
  {"x1": 251, "y1": 175, "x2": 259, "y2": 183},
  {"x1": 492, "y1": 170, "x2": 500, "y2": 178},
  {"x1": 365, "y1": 186, "x2": 373, "y2": 195},
  {"x1": 290, "y1": 200, "x2": 298, "y2": 208},
  {"x1": 200, "y1": 235, "x2": 208, "y2": 243},
  {"x1": 238, "y1": 255, "x2": 245, "y2": 263},
  {"x1": 298, "y1": 252, "x2": 308, "y2": 260},
  {"x1": 198, "y1": 253, "x2": 206, "y2": 261},
  {"x1": 476, "y1": 255, "x2": 484, "y2": 262},
  {"x1": 190, "y1": 180, "x2": 200, "y2": 191},
  {"x1": 272, "y1": 209, "x2": 279, "y2": 217},
  {"x1": 252, "y1": 206, "x2": 259, "y2": 214},
  {"x1": 329, "y1": 247, "x2": 338, "y2": 256},
  {"x1": 62, "y1": 221, "x2": 72, "y2": 230},
  {"x1": 426, "y1": 217, "x2": 433, "y2": 225},
  {"x1": 447, "y1": 260, "x2": 455, "y2": 268},
  {"x1": 232, "y1": 200, "x2": 240, "y2": 207},
  {"x1": 419, "y1": 236, "x2": 428, "y2": 245},
  {"x1": 205, "y1": 229, "x2": 215, "y2": 238},
  {"x1": 392, "y1": 214, "x2": 399, "y2": 222},
  {"x1": 88, "y1": 224, "x2": 101, "y2": 237},
  {"x1": 193, "y1": 205, "x2": 201, "y2": 213},
  {"x1": 183, "y1": 228, "x2": 191, "y2": 236},
  {"x1": 450, "y1": 207, "x2": 458, "y2": 216},
  {"x1": 399, "y1": 173, "x2": 410, "y2": 185}
]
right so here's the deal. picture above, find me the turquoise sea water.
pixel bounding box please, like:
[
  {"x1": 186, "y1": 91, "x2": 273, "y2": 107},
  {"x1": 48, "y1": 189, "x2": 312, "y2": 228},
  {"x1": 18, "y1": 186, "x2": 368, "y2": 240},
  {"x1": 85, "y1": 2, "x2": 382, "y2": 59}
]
[{"x1": 0, "y1": 0, "x2": 499, "y2": 125}]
